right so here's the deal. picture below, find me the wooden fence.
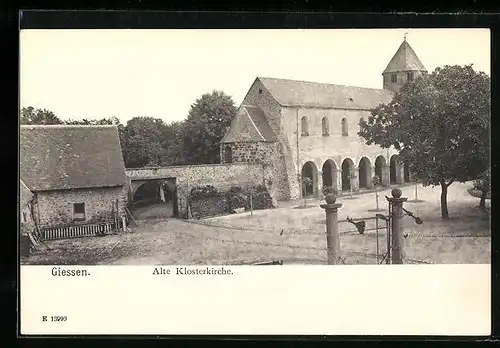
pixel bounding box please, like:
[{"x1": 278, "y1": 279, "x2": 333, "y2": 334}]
[{"x1": 40, "y1": 221, "x2": 119, "y2": 241}]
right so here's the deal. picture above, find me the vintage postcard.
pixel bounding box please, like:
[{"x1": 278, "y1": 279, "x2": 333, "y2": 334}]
[{"x1": 19, "y1": 27, "x2": 491, "y2": 336}]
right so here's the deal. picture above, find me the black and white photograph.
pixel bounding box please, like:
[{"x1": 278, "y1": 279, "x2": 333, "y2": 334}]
[{"x1": 19, "y1": 23, "x2": 491, "y2": 336}]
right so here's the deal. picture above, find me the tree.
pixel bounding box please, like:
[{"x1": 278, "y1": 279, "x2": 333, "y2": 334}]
[
  {"x1": 65, "y1": 117, "x2": 121, "y2": 125},
  {"x1": 179, "y1": 90, "x2": 237, "y2": 164},
  {"x1": 20, "y1": 106, "x2": 63, "y2": 125},
  {"x1": 359, "y1": 65, "x2": 490, "y2": 219},
  {"x1": 160, "y1": 121, "x2": 184, "y2": 166},
  {"x1": 473, "y1": 168, "x2": 491, "y2": 210},
  {"x1": 121, "y1": 117, "x2": 170, "y2": 168}
]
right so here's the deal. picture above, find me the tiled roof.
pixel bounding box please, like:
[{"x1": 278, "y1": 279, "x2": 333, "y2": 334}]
[
  {"x1": 383, "y1": 40, "x2": 427, "y2": 74},
  {"x1": 222, "y1": 105, "x2": 277, "y2": 143},
  {"x1": 257, "y1": 77, "x2": 394, "y2": 110},
  {"x1": 20, "y1": 179, "x2": 33, "y2": 207},
  {"x1": 20, "y1": 125, "x2": 127, "y2": 191}
]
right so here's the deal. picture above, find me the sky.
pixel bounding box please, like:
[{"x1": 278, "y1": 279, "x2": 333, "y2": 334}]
[{"x1": 20, "y1": 29, "x2": 490, "y2": 125}]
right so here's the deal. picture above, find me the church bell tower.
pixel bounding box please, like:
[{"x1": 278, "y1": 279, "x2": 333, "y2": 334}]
[{"x1": 382, "y1": 34, "x2": 427, "y2": 94}]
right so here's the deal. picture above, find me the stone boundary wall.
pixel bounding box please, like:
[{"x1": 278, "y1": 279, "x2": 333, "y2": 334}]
[{"x1": 127, "y1": 163, "x2": 271, "y2": 217}]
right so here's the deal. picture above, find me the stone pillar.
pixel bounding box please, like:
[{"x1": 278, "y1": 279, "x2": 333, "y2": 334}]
[
  {"x1": 336, "y1": 174, "x2": 342, "y2": 194},
  {"x1": 320, "y1": 194, "x2": 343, "y2": 265},
  {"x1": 381, "y1": 165, "x2": 390, "y2": 187},
  {"x1": 351, "y1": 167, "x2": 359, "y2": 192},
  {"x1": 317, "y1": 171, "x2": 323, "y2": 199},
  {"x1": 386, "y1": 188, "x2": 407, "y2": 264}
]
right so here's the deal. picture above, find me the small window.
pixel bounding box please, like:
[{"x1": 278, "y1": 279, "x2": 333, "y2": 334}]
[
  {"x1": 407, "y1": 71, "x2": 414, "y2": 82},
  {"x1": 391, "y1": 73, "x2": 397, "y2": 83},
  {"x1": 301, "y1": 116, "x2": 309, "y2": 136},
  {"x1": 258, "y1": 88, "x2": 263, "y2": 94},
  {"x1": 341, "y1": 117, "x2": 348, "y2": 137},
  {"x1": 73, "y1": 203, "x2": 86, "y2": 221},
  {"x1": 22, "y1": 212, "x2": 27, "y2": 223},
  {"x1": 224, "y1": 144, "x2": 233, "y2": 163},
  {"x1": 322, "y1": 117, "x2": 329, "y2": 136}
]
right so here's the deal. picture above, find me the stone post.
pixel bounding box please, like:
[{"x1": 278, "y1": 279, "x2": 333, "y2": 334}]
[
  {"x1": 317, "y1": 171, "x2": 323, "y2": 199},
  {"x1": 386, "y1": 188, "x2": 407, "y2": 264},
  {"x1": 320, "y1": 194, "x2": 343, "y2": 265}
]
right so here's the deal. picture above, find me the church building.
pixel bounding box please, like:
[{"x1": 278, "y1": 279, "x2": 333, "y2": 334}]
[{"x1": 221, "y1": 38, "x2": 427, "y2": 201}]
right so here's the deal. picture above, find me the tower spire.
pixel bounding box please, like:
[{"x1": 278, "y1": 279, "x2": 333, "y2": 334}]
[{"x1": 382, "y1": 36, "x2": 427, "y2": 93}]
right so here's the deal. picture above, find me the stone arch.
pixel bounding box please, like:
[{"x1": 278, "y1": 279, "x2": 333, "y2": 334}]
[
  {"x1": 322, "y1": 159, "x2": 338, "y2": 192},
  {"x1": 358, "y1": 157, "x2": 372, "y2": 189},
  {"x1": 341, "y1": 157, "x2": 355, "y2": 191},
  {"x1": 341, "y1": 117, "x2": 348, "y2": 136},
  {"x1": 322, "y1": 117, "x2": 329, "y2": 136},
  {"x1": 130, "y1": 178, "x2": 178, "y2": 218},
  {"x1": 390, "y1": 155, "x2": 403, "y2": 184},
  {"x1": 374, "y1": 155, "x2": 389, "y2": 187},
  {"x1": 301, "y1": 161, "x2": 318, "y2": 198},
  {"x1": 301, "y1": 116, "x2": 309, "y2": 136}
]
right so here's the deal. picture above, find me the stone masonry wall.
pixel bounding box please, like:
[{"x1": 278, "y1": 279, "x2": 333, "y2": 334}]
[
  {"x1": 383, "y1": 70, "x2": 426, "y2": 94},
  {"x1": 229, "y1": 142, "x2": 274, "y2": 163},
  {"x1": 242, "y1": 79, "x2": 293, "y2": 200},
  {"x1": 223, "y1": 141, "x2": 288, "y2": 201},
  {"x1": 33, "y1": 186, "x2": 128, "y2": 228}
]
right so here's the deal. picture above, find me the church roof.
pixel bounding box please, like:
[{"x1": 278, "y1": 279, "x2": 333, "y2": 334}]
[
  {"x1": 20, "y1": 125, "x2": 127, "y2": 192},
  {"x1": 222, "y1": 105, "x2": 277, "y2": 143},
  {"x1": 383, "y1": 39, "x2": 427, "y2": 74},
  {"x1": 257, "y1": 77, "x2": 394, "y2": 110}
]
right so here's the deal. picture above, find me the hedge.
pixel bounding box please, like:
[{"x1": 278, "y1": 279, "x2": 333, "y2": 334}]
[{"x1": 188, "y1": 184, "x2": 274, "y2": 219}]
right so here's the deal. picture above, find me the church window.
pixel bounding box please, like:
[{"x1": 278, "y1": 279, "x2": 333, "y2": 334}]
[
  {"x1": 391, "y1": 73, "x2": 397, "y2": 83},
  {"x1": 322, "y1": 117, "x2": 329, "y2": 136},
  {"x1": 407, "y1": 71, "x2": 414, "y2": 82},
  {"x1": 341, "y1": 118, "x2": 348, "y2": 136},
  {"x1": 301, "y1": 116, "x2": 309, "y2": 136}
]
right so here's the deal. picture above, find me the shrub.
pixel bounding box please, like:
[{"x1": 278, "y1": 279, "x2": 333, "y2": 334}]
[
  {"x1": 226, "y1": 186, "x2": 249, "y2": 211},
  {"x1": 247, "y1": 184, "x2": 273, "y2": 210},
  {"x1": 322, "y1": 185, "x2": 337, "y2": 196},
  {"x1": 189, "y1": 185, "x2": 223, "y2": 200}
]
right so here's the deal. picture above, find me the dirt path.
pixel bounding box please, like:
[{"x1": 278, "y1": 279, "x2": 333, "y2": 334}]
[{"x1": 23, "y1": 182, "x2": 490, "y2": 265}]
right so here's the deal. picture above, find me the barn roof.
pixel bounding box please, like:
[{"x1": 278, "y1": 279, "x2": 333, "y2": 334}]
[
  {"x1": 257, "y1": 77, "x2": 394, "y2": 110},
  {"x1": 19, "y1": 179, "x2": 33, "y2": 207},
  {"x1": 222, "y1": 105, "x2": 277, "y2": 143},
  {"x1": 383, "y1": 39, "x2": 427, "y2": 74},
  {"x1": 20, "y1": 125, "x2": 127, "y2": 191}
]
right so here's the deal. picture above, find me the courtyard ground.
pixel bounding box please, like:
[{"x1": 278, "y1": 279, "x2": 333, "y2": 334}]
[{"x1": 22, "y1": 182, "x2": 490, "y2": 265}]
